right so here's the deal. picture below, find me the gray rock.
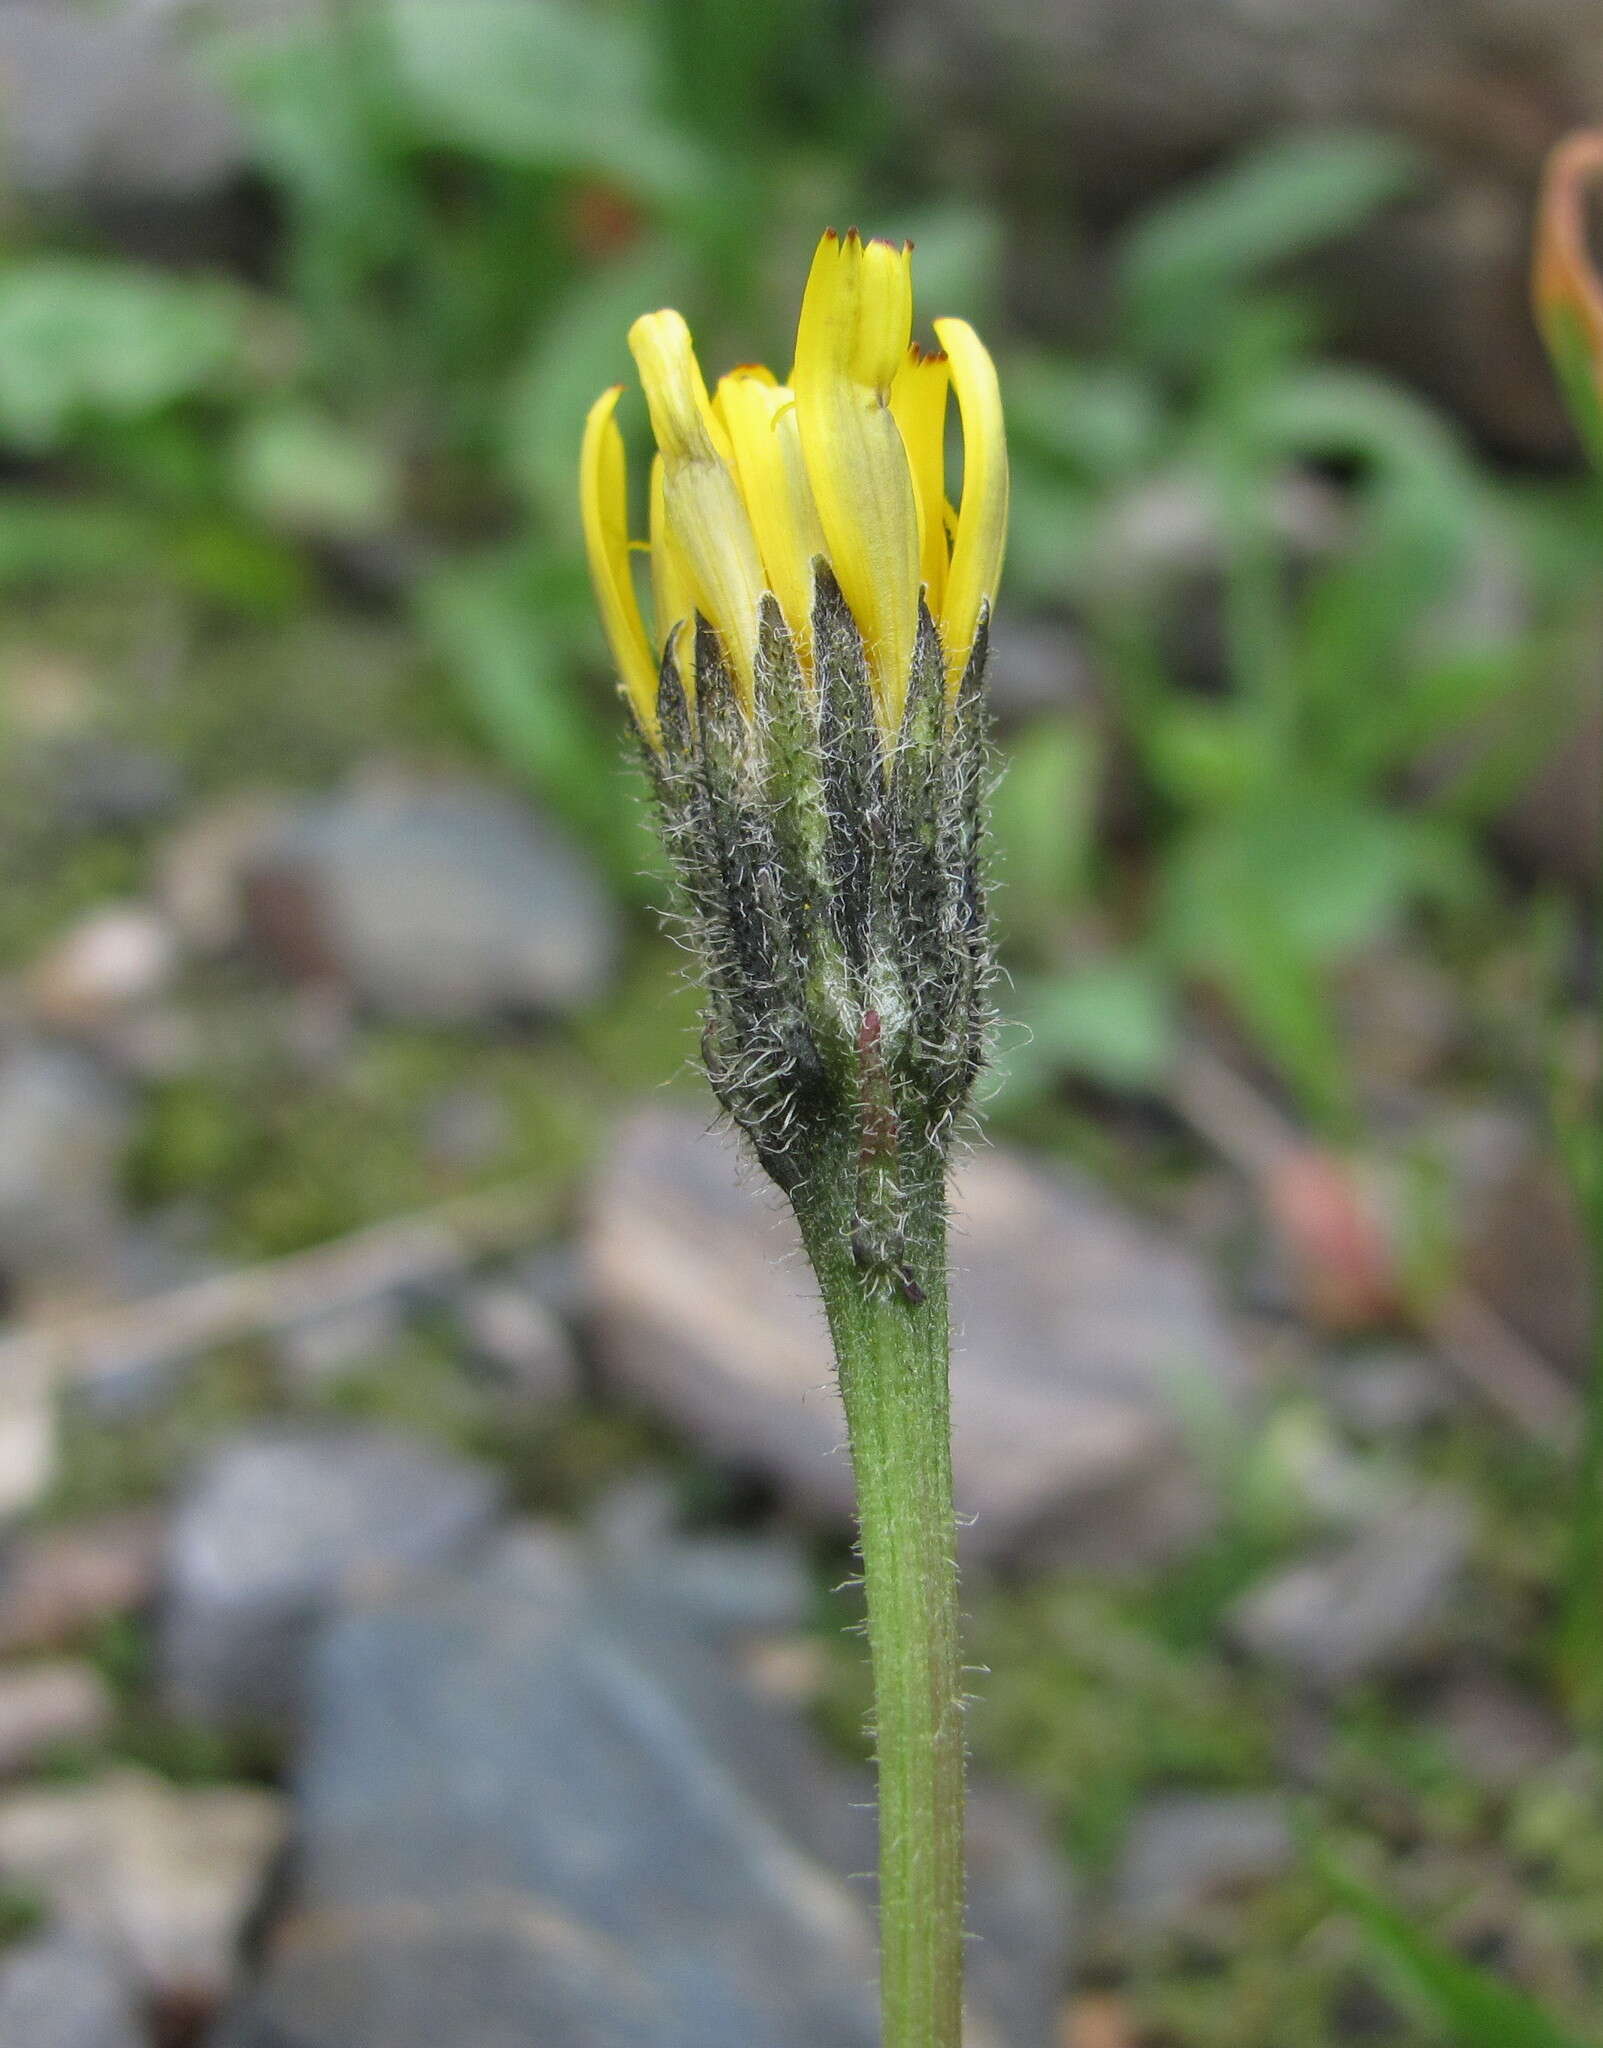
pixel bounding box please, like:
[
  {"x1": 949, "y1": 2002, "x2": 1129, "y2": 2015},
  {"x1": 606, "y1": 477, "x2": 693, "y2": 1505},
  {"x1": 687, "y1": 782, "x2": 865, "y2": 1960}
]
[
  {"x1": 0, "y1": 1770, "x2": 287, "y2": 2007},
  {"x1": 1438, "y1": 1671, "x2": 1568, "y2": 1792},
  {"x1": 0, "y1": 1342, "x2": 56, "y2": 1521},
  {"x1": 964, "y1": 1784, "x2": 1078, "y2": 2048},
  {"x1": 1498, "y1": 670, "x2": 1600, "y2": 889},
  {"x1": 211, "y1": 1526, "x2": 1070, "y2": 2048},
  {"x1": 1336, "y1": 946, "x2": 1460, "y2": 1096},
  {"x1": 1459, "y1": 1136, "x2": 1593, "y2": 1379},
  {"x1": 271, "y1": 1294, "x2": 407, "y2": 1393},
  {"x1": 1093, "y1": 471, "x2": 1344, "y2": 601},
  {"x1": 507, "y1": 1240, "x2": 588, "y2": 1327},
  {"x1": 0, "y1": 1038, "x2": 132, "y2": 1307},
  {"x1": 586, "y1": 1109, "x2": 1252, "y2": 1568},
  {"x1": 156, "y1": 793, "x2": 291, "y2": 956},
  {"x1": 0, "y1": 5, "x2": 244, "y2": 204},
  {"x1": 589, "y1": 1481, "x2": 814, "y2": 1636},
  {"x1": 25, "y1": 904, "x2": 179, "y2": 1033},
  {"x1": 985, "y1": 614, "x2": 1099, "y2": 723},
  {"x1": 246, "y1": 774, "x2": 617, "y2": 1020},
  {"x1": 52, "y1": 740, "x2": 182, "y2": 832},
  {"x1": 0, "y1": 1929, "x2": 145, "y2": 2048},
  {"x1": 159, "y1": 1426, "x2": 502, "y2": 1726},
  {"x1": 418, "y1": 1085, "x2": 514, "y2": 1172},
  {"x1": 1114, "y1": 1793, "x2": 1294, "y2": 1933},
  {"x1": 457, "y1": 1279, "x2": 581, "y2": 1403},
  {"x1": 1322, "y1": 1347, "x2": 1457, "y2": 1439},
  {"x1": 1227, "y1": 1493, "x2": 1472, "y2": 1688}
]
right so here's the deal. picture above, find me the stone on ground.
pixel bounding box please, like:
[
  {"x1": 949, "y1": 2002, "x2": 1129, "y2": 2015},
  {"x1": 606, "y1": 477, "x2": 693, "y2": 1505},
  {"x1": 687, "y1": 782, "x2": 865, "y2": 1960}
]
[
  {"x1": 1227, "y1": 1492, "x2": 1472, "y2": 1688},
  {"x1": 159, "y1": 1425, "x2": 501, "y2": 1726},
  {"x1": 0, "y1": 1769, "x2": 287, "y2": 2008},
  {"x1": 0, "y1": 1928, "x2": 145, "y2": 2048},
  {"x1": 586, "y1": 1109, "x2": 1252, "y2": 1568},
  {"x1": 244, "y1": 773, "x2": 618, "y2": 1020},
  {"x1": 212, "y1": 1524, "x2": 1071, "y2": 2048}
]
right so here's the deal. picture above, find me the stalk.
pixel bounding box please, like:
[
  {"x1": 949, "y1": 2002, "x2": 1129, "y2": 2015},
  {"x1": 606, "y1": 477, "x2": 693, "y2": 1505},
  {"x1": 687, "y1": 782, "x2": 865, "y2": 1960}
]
[
  {"x1": 797, "y1": 1155, "x2": 965, "y2": 2048},
  {"x1": 1564, "y1": 1210, "x2": 1603, "y2": 1730},
  {"x1": 1559, "y1": 735, "x2": 1603, "y2": 1729},
  {"x1": 1532, "y1": 130, "x2": 1603, "y2": 1731},
  {"x1": 578, "y1": 228, "x2": 1005, "y2": 2048}
]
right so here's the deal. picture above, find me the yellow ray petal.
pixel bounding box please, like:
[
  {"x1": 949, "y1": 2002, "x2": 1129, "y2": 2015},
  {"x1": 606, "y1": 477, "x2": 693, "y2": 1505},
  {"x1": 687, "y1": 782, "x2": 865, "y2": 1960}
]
[
  {"x1": 933, "y1": 316, "x2": 1008, "y2": 694},
  {"x1": 649, "y1": 452, "x2": 698, "y2": 703},
  {"x1": 792, "y1": 230, "x2": 921, "y2": 730},
  {"x1": 629, "y1": 308, "x2": 766, "y2": 710},
  {"x1": 713, "y1": 361, "x2": 778, "y2": 409},
  {"x1": 717, "y1": 368, "x2": 826, "y2": 673},
  {"x1": 579, "y1": 385, "x2": 659, "y2": 739},
  {"x1": 889, "y1": 345, "x2": 951, "y2": 616}
]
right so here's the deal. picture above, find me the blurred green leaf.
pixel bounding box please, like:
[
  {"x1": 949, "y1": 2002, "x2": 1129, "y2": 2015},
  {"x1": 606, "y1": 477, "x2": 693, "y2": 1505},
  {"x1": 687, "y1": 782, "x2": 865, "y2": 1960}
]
[
  {"x1": 1254, "y1": 363, "x2": 1473, "y2": 490},
  {"x1": 1253, "y1": 364, "x2": 1480, "y2": 599},
  {"x1": 0, "y1": 492, "x2": 300, "y2": 614},
  {"x1": 1166, "y1": 788, "x2": 1419, "y2": 967},
  {"x1": 1542, "y1": 302, "x2": 1603, "y2": 476},
  {"x1": 1006, "y1": 355, "x2": 1165, "y2": 483},
  {"x1": 1424, "y1": 652, "x2": 1584, "y2": 828},
  {"x1": 417, "y1": 551, "x2": 662, "y2": 897},
  {"x1": 658, "y1": 0, "x2": 791, "y2": 148},
  {"x1": 1319, "y1": 1847, "x2": 1597, "y2": 2048},
  {"x1": 0, "y1": 497, "x2": 165, "y2": 586},
  {"x1": 895, "y1": 201, "x2": 1003, "y2": 335},
  {"x1": 659, "y1": 0, "x2": 868, "y2": 151},
  {"x1": 1334, "y1": 643, "x2": 1530, "y2": 798},
  {"x1": 1146, "y1": 702, "x2": 1265, "y2": 810},
  {"x1": 1000, "y1": 458, "x2": 1098, "y2": 605},
  {"x1": 0, "y1": 262, "x2": 242, "y2": 449},
  {"x1": 1156, "y1": 777, "x2": 1487, "y2": 1128},
  {"x1": 162, "y1": 519, "x2": 308, "y2": 617},
  {"x1": 1006, "y1": 961, "x2": 1180, "y2": 1098},
  {"x1": 232, "y1": 405, "x2": 400, "y2": 537},
  {"x1": 1120, "y1": 130, "x2": 1420, "y2": 356},
  {"x1": 210, "y1": 6, "x2": 405, "y2": 211},
  {"x1": 991, "y1": 716, "x2": 1099, "y2": 941},
  {"x1": 389, "y1": 0, "x2": 705, "y2": 200},
  {"x1": 504, "y1": 242, "x2": 680, "y2": 529},
  {"x1": 1174, "y1": 873, "x2": 1353, "y2": 1133},
  {"x1": 1251, "y1": 365, "x2": 1519, "y2": 790}
]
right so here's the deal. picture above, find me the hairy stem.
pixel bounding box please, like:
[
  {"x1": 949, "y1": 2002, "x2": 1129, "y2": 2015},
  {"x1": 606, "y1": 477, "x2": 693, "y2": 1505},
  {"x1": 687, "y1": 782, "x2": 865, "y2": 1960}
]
[{"x1": 797, "y1": 1161, "x2": 965, "y2": 2048}]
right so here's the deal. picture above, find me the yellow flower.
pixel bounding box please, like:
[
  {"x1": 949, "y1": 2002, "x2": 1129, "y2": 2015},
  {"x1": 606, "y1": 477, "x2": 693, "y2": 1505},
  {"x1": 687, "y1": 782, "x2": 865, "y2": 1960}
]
[{"x1": 580, "y1": 229, "x2": 1007, "y2": 741}]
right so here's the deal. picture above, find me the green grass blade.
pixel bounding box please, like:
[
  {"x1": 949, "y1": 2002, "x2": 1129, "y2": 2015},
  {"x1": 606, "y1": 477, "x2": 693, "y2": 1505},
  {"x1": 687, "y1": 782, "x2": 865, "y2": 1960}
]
[{"x1": 1318, "y1": 1847, "x2": 1598, "y2": 2048}]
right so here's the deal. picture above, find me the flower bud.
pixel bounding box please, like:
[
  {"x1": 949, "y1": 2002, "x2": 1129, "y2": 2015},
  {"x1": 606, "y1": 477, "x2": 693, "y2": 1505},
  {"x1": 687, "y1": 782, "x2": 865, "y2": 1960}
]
[
  {"x1": 580, "y1": 234, "x2": 1008, "y2": 1293},
  {"x1": 1534, "y1": 129, "x2": 1603, "y2": 468}
]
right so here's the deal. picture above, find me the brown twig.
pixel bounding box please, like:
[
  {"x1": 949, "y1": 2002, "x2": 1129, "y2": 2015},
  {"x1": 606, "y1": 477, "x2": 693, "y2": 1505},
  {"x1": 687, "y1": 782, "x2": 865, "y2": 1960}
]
[
  {"x1": 1171, "y1": 1037, "x2": 1580, "y2": 1449},
  {"x1": 0, "y1": 1179, "x2": 558, "y2": 1401}
]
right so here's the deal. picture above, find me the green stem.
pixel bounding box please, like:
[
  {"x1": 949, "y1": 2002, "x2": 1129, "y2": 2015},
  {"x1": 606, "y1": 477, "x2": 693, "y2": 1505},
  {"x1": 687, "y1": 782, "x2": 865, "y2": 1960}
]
[
  {"x1": 797, "y1": 1171, "x2": 965, "y2": 2048},
  {"x1": 1560, "y1": 757, "x2": 1603, "y2": 1730},
  {"x1": 1551, "y1": 439, "x2": 1603, "y2": 1721},
  {"x1": 1564, "y1": 1308, "x2": 1603, "y2": 1730}
]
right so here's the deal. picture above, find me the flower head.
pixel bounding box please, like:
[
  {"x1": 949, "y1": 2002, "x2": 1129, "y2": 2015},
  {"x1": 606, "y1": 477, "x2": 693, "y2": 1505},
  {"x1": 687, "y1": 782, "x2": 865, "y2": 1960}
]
[
  {"x1": 580, "y1": 230, "x2": 1007, "y2": 740},
  {"x1": 1534, "y1": 129, "x2": 1603, "y2": 469},
  {"x1": 579, "y1": 233, "x2": 1006, "y2": 1287}
]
